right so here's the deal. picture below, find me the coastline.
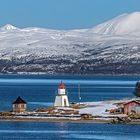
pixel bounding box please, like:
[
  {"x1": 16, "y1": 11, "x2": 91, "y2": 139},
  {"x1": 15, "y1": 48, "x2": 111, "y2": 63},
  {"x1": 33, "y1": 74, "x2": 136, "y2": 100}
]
[
  {"x1": 0, "y1": 117, "x2": 113, "y2": 124},
  {"x1": 0, "y1": 117, "x2": 140, "y2": 124}
]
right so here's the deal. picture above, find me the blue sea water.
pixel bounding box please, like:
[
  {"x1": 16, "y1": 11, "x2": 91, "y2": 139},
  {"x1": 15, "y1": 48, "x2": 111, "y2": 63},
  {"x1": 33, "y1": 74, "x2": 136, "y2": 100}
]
[
  {"x1": 0, "y1": 75, "x2": 140, "y2": 140},
  {"x1": 0, "y1": 122, "x2": 140, "y2": 140}
]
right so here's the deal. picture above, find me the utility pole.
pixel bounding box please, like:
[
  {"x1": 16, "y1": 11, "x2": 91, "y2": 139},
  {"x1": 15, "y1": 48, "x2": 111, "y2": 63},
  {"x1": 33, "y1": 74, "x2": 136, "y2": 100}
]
[{"x1": 78, "y1": 82, "x2": 81, "y2": 105}]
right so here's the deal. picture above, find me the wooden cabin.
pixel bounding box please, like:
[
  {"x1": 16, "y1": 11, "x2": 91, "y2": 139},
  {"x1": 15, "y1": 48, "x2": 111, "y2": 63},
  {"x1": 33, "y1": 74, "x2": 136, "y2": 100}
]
[
  {"x1": 123, "y1": 100, "x2": 140, "y2": 114},
  {"x1": 12, "y1": 96, "x2": 27, "y2": 113}
]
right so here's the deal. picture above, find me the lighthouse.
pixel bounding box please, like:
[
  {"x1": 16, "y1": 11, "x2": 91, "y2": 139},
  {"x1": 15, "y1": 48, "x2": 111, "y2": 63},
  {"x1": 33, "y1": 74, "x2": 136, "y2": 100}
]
[{"x1": 54, "y1": 82, "x2": 69, "y2": 107}]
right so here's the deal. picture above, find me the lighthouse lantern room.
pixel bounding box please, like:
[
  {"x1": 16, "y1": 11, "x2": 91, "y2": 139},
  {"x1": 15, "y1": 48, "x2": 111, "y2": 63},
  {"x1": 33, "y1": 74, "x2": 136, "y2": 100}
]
[{"x1": 54, "y1": 82, "x2": 69, "y2": 107}]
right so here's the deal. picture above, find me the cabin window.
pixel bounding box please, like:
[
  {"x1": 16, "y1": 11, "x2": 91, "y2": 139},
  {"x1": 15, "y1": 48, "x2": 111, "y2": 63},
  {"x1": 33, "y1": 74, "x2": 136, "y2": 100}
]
[
  {"x1": 21, "y1": 104, "x2": 25, "y2": 108},
  {"x1": 14, "y1": 104, "x2": 18, "y2": 109}
]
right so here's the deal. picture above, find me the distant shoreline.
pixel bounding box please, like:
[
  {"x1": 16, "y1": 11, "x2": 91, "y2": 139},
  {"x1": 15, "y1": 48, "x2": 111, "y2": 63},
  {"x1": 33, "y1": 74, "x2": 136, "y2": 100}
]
[{"x1": 0, "y1": 73, "x2": 140, "y2": 76}]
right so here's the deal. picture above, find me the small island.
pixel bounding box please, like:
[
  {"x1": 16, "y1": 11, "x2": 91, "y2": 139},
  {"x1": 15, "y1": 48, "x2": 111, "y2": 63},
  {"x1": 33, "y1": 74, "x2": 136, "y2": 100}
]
[{"x1": 0, "y1": 82, "x2": 140, "y2": 124}]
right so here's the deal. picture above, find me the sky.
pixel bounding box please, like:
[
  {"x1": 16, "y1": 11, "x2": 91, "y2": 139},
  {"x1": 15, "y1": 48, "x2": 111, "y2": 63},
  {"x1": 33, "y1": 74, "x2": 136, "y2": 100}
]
[{"x1": 0, "y1": 0, "x2": 140, "y2": 30}]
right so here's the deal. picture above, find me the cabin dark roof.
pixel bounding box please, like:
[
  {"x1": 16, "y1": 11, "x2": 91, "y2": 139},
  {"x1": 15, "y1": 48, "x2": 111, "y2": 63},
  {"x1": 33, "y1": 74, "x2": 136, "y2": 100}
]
[{"x1": 12, "y1": 96, "x2": 26, "y2": 104}]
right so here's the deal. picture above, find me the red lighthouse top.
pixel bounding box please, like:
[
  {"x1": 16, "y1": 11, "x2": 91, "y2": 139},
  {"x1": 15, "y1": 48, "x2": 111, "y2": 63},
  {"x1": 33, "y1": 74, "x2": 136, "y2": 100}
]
[{"x1": 58, "y1": 82, "x2": 65, "y2": 89}]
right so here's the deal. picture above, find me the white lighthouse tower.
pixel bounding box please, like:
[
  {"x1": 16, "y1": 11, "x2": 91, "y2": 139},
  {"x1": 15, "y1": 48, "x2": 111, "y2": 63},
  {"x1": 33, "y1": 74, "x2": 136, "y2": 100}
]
[{"x1": 54, "y1": 82, "x2": 69, "y2": 107}]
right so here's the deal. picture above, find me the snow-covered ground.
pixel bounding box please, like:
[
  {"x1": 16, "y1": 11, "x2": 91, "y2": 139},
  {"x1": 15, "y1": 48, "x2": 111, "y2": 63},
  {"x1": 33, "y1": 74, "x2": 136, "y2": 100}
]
[{"x1": 78, "y1": 101, "x2": 126, "y2": 117}]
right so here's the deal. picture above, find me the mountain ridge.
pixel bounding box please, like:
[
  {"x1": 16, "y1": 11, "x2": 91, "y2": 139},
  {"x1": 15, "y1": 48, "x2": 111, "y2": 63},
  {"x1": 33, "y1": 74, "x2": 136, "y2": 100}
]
[
  {"x1": 0, "y1": 12, "x2": 140, "y2": 74},
  {"x1": 1, "y1": 11, "x2": 140, "y2": 35}
]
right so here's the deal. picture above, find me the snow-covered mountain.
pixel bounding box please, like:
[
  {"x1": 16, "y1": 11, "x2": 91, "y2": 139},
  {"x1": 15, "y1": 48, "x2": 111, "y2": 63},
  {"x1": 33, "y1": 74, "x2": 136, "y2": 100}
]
[
  {"x1": 0, "y1": 12, "x2": 140, "y2": 74},
  {"x1": 91, "y1": 12, "x2": 140, "y2": 35},
  {"x1": 0, "y1": 24, "x2": 18, "y2": 31}
]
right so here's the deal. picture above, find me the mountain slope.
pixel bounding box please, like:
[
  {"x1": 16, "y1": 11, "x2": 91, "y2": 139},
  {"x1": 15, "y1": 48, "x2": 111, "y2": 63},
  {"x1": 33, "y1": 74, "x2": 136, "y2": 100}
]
[
  {"x1": 91, "y1": 12, "x2": 140, "y2": 35},
  {"x1": 0, "y1": 12, "x2": 140, "y2": 74}
]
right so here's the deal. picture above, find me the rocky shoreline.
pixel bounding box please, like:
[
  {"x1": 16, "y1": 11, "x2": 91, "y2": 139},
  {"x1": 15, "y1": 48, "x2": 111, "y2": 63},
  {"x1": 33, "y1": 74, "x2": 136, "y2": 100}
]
[{"x1": 0, "y1": 116, "x2": 140, "y2": 124}]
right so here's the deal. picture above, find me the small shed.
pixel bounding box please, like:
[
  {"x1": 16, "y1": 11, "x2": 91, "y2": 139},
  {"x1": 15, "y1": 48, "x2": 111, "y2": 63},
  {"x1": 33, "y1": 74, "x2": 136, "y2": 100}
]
[
  {"x1": 123, "y1": 100, "x2": 140, "y2": 114},
  {"x1": 12, "y1": 96, "x2": 27, "y2": 113}
]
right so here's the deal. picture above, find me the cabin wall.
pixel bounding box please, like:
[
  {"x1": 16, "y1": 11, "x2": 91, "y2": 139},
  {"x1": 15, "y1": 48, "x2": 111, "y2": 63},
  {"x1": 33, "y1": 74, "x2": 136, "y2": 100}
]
[
  {"x1": 13, "y1": 103, "x2": 26, "y2": 113},
  {"x1": 124, "y1": 102, "x2": 140, "y2": 114}
]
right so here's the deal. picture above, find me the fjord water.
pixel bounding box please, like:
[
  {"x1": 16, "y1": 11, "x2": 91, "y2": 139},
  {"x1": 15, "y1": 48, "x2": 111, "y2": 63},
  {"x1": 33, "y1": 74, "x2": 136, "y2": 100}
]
[
  {"x1": 0, "y1": 122, "x2": 140, "y2": 140},
  {"x1": 0, "y1": 75, "x2": 140, "y2": 140}
]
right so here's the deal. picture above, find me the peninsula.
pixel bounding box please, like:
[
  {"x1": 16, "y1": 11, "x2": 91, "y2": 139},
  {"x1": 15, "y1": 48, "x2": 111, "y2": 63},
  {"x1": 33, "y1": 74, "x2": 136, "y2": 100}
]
[{"x1": 0, "y1": 82, "x2": 140, "y2": 124}]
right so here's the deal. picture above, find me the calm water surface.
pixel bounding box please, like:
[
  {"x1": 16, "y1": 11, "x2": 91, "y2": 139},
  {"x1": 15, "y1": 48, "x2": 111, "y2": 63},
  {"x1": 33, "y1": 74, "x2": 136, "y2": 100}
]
[
  {"x1": 0, "y1": 75, "x2": 140, "y2": 140},
  {"x1": 0, "y1": 122, "x2": 140, "y2": 140}
]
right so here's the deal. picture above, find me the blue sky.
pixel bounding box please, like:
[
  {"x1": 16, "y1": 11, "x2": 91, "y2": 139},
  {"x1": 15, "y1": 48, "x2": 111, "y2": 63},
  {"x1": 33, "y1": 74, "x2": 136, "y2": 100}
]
[{"x1": 0, "y1": 0, "x2": 140, "y2": 29}]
